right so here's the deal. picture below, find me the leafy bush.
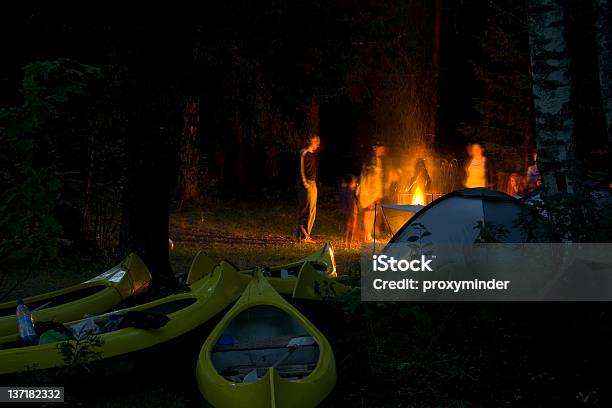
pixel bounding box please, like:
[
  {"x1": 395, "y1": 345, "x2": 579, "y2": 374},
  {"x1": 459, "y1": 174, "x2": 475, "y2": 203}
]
[
  {"x1": 473, "y1": 220, "x2": 509, "y2": 243},
  {"x1": 515, "y1": 188, "x2": 612, "y2": 242},
  {"x1": 57, "y1": 333, "x2": 104, "y2": 371},
  {"x1": 0, "y1": 60, "x2": 101, "y2": 284}
]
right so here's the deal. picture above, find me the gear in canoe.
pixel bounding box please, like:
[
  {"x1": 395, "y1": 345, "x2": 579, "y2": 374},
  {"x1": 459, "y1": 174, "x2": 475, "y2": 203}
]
[
  {"x1": 0, "y1": 253, "x2": 152, "y2": 339},
  {"x1": 0, "y1": 258, "x2": 244, "y2": 375}
]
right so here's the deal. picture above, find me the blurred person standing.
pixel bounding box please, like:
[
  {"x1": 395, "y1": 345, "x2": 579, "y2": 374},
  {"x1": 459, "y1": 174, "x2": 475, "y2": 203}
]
[
  {"x1": 339, "y1": 174, "x2": 358, "y2": 248},
  {"x1": 506, "y1": 172, "x2": 525, "y2": 198},
  {"x1": 358, "y1": 144, "x2": 386, "y2": 242},
  {"x1": 296, "y1": 133, "x2": 320, "y2": 243},
  {"x1": 526, "y1": 149, "x2": 542, "y2": 192},
  {"x1": 463, "y1": 143, "x2": 495, "y2": 189},
  {"x1": 409, "y1": 158, "x2": 432, "y2": 193}
]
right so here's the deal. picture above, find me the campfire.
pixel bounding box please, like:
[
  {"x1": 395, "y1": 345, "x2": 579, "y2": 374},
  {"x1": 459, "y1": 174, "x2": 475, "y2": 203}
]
[
  {"x1": 379, "y1": 151, "x2": 462, "y2": 237},
  {"x1": 392, "y1": 149, "x2": 460, "y2": 206},
  {"x1": 411, "y1": 185, "x2": 426, "y2": 206}
]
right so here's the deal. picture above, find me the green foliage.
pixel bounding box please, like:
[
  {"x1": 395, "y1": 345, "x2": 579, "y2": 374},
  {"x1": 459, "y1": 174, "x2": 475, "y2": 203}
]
[
  {"x1": 312, "y1": 279, "x2": 338, "y2": 299},
  {"x1": 405, "y1": 222, "x2": 433, "y2": 257},
  {"x1": 473, "y1": 221, "x2": 509, "y2": 243},
  {"x1": 0, "y1": 166, "x2": 72, "y2": 264},
  {"x1": 57, "y1": 332, "x2": 104, "y2": 371},
  {"x1": 515, "y1": 188, "x2": 612, "y2": 242},
  {"x1": 0, "y1": 60, "x2": 101, "y2": 267},
  {"x1": 19, "y1": 60, "x2": 101, "y2": 130}
]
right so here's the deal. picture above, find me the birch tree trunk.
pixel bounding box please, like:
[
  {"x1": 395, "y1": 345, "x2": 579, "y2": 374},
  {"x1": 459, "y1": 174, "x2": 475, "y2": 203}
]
[
  {"x1": 593, "y1": 0, "x2": 612, "y2": 151},
  {"x1": 527, "y1": 0, "x2": 577, "y2": 193}
]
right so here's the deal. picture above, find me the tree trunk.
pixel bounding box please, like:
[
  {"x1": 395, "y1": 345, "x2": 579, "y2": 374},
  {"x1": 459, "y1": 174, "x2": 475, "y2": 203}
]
[
  {"x1": 234, "y1": 114, "x2": 246, "y2": 191},
  {"x1": 593, "y1": 0, "x2": 612, "y2": 160},
  {"x1": 527, "y1": 0, "x2": 577, "y2": 193},
  {"x1": 305, "y1": 98, "x2": 320, "y2": 134},
  {"x1": 178, "y1": 96, "x2": 201, "y2": 206},
  {"x1": 431, "y1": 0, "x2": 442, "y2": 143},
  {"x1": 118, "y1": 93, "x2": 176, "y2": 289}
]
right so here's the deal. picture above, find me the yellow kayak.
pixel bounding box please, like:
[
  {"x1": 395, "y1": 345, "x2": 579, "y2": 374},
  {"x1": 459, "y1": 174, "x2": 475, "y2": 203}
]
[
  {"x1": 187, "y1": 243, "x2": 347, "y2": 299},
  {"x1": 0, "y1": 256, "x2": 244, "y2": 375},
  {"x1": 197, "y1": 270, "x2": 336, "y2": 408},
  {"x1": 0, "y1": 253, "x2": 152, "y2": 339}
]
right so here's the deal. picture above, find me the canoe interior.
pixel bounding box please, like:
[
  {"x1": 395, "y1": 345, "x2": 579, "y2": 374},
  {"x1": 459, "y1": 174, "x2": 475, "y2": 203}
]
[
  {"x1": 0, "y1": 285, "x2": 108, "y2": 317},
  {"x1": 212, "y1": 305, "x2": 319, "y2": 382},
  {"x1": 0, "y1": 297, "x2": 198, "y2": 351},
  {"x1": 265, "y1": 261, "x2": 327, "y2": 279},
  {"x1": 91, "y1": 297, "x2": 198, "y2": 327},
  {"x1": 139, "y1": 297, "x2": 197, "y2": 315},
  {"x1": 0, "y1": 339, "x2": 22, "y2": 351}
]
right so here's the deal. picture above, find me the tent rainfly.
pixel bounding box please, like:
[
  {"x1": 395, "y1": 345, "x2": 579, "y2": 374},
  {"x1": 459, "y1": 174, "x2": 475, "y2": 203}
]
[{"x1": 389, "y1": 188, "x2": 528, "y2": 244}]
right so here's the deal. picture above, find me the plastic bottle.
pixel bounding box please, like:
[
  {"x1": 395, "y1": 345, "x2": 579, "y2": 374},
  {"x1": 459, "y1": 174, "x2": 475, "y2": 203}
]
[{"x1": 16, "y1": 298, "x2": 37, "y2": 345}]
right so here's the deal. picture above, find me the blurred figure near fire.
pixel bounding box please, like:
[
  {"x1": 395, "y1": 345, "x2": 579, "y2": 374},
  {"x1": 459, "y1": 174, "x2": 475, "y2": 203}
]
[
  {"x1": 385, "y1": 167, "x2": 402, "y2": 204},
  {"x1": 526, "y1": 149, "x2": 542, "y2": 192},
  {"x1": 506, "y1": 173, "x2": 525, "y2": 198},
  {"x1": 296, "y1": 133, "x2": 320, "y2": 243},
  {"x1": 463, "y1": 143, "x2": 495, "y2": 189},
  {"x1": 358, "y1": 144, "x2": 387, "y2": 242},
  {"x1": 339, "y1": 174, "x2": 358, "y2": 248},
  {"x1": 408, "y1": 158, "x2": 431, "y2": 194}
]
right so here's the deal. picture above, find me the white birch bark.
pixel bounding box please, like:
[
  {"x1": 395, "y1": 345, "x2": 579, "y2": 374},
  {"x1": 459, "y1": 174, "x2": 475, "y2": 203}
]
[
  {"x1": 593, "y1": 0, "x2": 612, "y2": 148},
  {"x1": 527, "y1": 0, "x2": 576, "y2": 193}
]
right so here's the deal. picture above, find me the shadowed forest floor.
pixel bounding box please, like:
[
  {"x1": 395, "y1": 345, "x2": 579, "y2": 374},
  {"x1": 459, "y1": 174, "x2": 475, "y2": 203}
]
[
  {"x1": 2, "y1": 199, "x2": 612, "y2": 407},
  {"x1": 2, "y1": 196, "x2": 362, "y2": 299}
]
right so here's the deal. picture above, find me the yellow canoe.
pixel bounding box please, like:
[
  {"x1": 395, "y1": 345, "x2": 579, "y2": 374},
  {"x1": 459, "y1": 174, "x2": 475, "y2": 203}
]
[
  {"x1": 0, "y1": 256, "x2": 244, "y2": 375},
  {"x1": 187, "y1": 243, "x2": 348, "y2": 299},
  {"x1": 291, "y1": 261, "x2": 349, "y2": 301},
  {"x1": 0, "y1": 253, "x2": 152, "y2": 339},
  {"x1": 197, "y1": 270, "x2": 336, "y2": 408},
  {"x1": 253, "y1": 241, "x2": 338, "y2": 278},
  {"x1": 245, "y1": 242, "x2": 339, "y2": 297}
]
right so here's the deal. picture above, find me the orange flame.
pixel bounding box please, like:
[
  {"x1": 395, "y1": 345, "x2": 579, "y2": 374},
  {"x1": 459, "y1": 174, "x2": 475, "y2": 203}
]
[{"x1": 411, "y1": 186, "x2": 426, "y2": 206}]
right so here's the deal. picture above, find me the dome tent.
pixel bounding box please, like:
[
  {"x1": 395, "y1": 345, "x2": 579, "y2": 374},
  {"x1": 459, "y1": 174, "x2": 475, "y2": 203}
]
[{"x1": 390, "y1": 188, "x2": 528, "y2": 244}]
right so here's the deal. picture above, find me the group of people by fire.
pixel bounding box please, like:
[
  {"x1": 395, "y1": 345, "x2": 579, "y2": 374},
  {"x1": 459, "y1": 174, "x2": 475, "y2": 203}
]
[{"x1": 296, "y1": 133, "x2": 542, "y2": 247}]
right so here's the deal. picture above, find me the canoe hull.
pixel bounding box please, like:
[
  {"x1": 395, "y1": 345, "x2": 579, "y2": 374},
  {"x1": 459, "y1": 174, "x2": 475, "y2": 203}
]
[
  {"x1": 197, "y1": 272, "x2": 336, "y2": 408},
  {"x1": 0, "y1": 254, "x2": 152, "y2": 338},
  {"x1": 192, "y1": 243, "x2": 344, "y2": 299},
  {"x1": 259, "y1": 242, "x2": 338, "y2": 295},
  {"x1": 0, "y1": 261, "x2": 243, "y2": 376},
  {"x1": 199, "y1": 363, "x2": 337, "y2": 408}
]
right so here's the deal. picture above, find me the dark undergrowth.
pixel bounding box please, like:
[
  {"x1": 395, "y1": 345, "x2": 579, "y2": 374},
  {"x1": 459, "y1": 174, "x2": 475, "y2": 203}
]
[{"x1": 2, "y1": 199, "x2": 611, "y2": 407}]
